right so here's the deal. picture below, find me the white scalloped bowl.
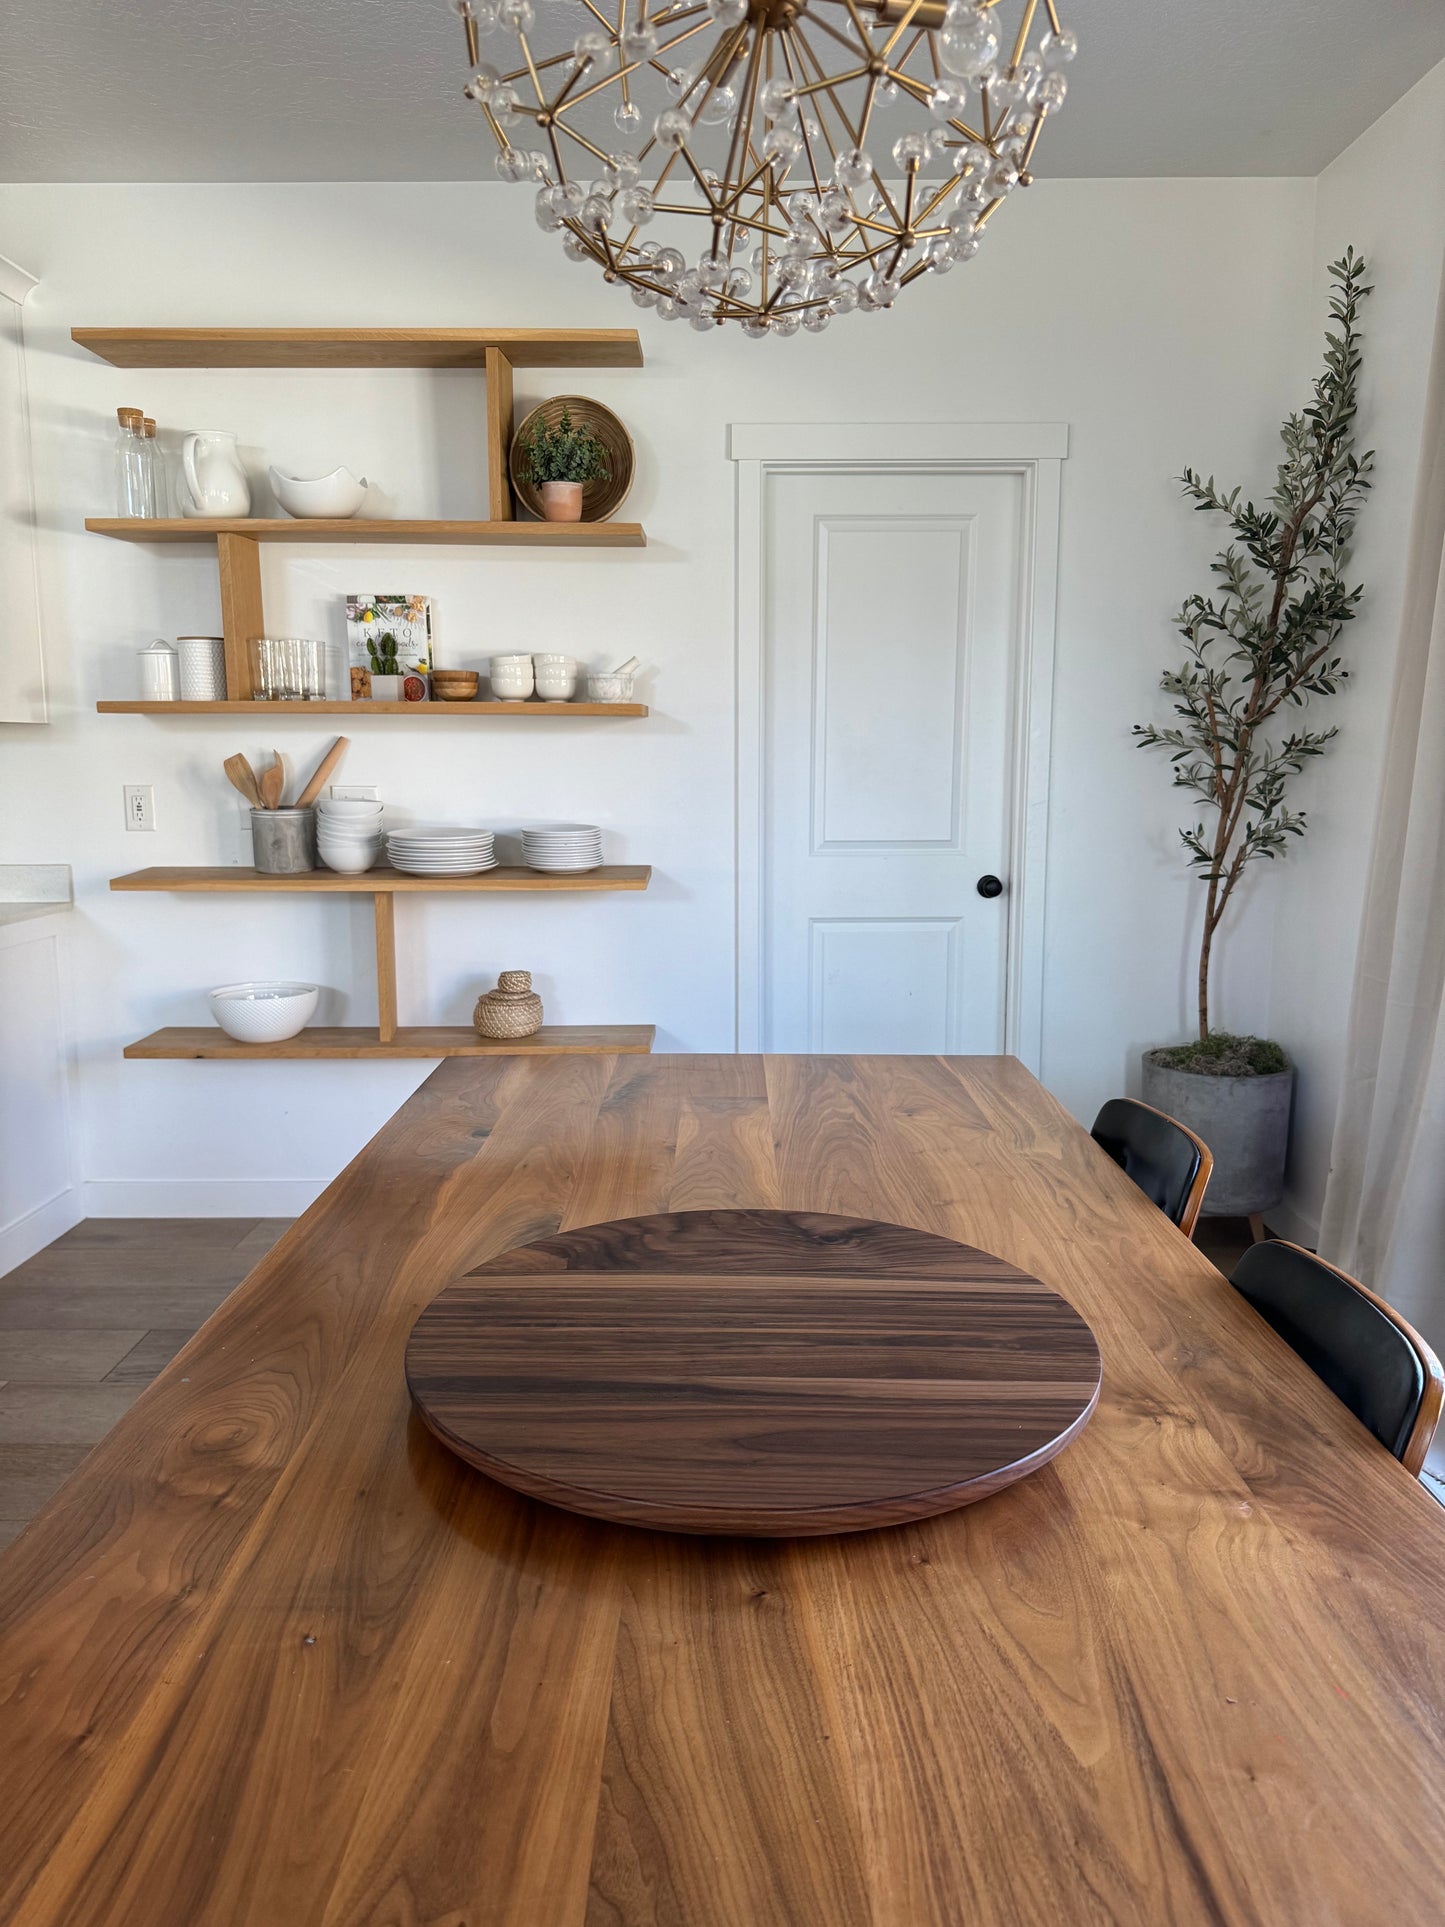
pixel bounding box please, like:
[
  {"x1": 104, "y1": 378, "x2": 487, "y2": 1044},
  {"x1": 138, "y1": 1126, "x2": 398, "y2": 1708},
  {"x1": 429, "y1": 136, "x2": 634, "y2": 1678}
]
[{"x1": 209, "y1": 981, "x2": 319, "y2": 1043}]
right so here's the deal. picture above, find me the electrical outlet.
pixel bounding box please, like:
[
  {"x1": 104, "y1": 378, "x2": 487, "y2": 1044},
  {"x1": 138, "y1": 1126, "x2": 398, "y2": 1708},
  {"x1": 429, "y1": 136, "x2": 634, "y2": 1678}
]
[
  {"x1": 330, "y1": 784, "x2": 379, "y2": 801},
  {"x1": 123, "y1": 784, "x2": 155, "y2": 832}
]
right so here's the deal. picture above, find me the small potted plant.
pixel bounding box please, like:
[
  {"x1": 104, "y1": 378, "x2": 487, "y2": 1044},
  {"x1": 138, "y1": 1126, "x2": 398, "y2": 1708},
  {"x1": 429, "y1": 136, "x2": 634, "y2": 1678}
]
[
  {"x1": 1135, "y1": 249, "x2": 1373, "y2": 1228},
  {"x1": 515, "y1": 404, "x2": 610, "y2": 522}
]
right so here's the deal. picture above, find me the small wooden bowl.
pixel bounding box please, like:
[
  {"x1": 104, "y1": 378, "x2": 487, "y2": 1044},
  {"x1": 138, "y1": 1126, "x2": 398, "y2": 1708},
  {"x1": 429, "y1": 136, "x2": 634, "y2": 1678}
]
[
  {"x1": 430, "y1": 671, "x2": 479, "y2": 702},
  {"x1": 509, "y1": 396, "x2": 635, "y2": 523}
]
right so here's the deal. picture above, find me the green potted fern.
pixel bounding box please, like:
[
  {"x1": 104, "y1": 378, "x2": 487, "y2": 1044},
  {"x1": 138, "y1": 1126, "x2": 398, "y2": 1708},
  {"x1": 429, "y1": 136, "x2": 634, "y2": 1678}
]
[
  {"x1": 1135, "y1": 249, "x2": 1373, "y2": 1223},
  {"x1": 515, "y1": 404, "x2": 610, "y2": 523}
]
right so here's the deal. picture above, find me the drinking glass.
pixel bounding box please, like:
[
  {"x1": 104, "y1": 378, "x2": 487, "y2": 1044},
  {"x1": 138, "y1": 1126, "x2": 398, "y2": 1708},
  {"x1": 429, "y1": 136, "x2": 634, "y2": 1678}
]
[{"x1": 249, "y1": 636, "x2": 325, "y2": 701}]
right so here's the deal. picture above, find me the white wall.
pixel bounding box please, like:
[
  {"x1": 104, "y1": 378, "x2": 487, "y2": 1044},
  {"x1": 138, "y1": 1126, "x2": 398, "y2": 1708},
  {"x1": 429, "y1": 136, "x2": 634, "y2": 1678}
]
[
  {"x1": 0, "y1": 175, "x2": 1315, "y2": 1213},
  {"x1": 1267, "y1": 60, "x2": 1445, "y2": 1243}
]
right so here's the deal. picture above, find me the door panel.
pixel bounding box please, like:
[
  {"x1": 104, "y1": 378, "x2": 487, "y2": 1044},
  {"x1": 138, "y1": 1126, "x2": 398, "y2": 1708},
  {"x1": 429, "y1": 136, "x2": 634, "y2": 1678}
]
[
  {"x1": 810, "y1": 917, "x2": 962, "y2": 1053},
  {"x1": 813, "y1": 519, "x2": 967, "y2": 849},
  {"x1": 763, "y1": 466, "x2": 1023, "y2": 1054}
]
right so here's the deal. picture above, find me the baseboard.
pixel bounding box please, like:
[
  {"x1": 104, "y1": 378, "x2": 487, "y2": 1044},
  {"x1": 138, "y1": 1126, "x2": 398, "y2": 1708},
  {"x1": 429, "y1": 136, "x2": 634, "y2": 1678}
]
[
  {"x1": 1264, "y1": 1194, "x2": 1321, "y2": 1250},
  {"x1": 81, "y1": 1179, "x2": 328, "y2": 1218},
  {"x1": 0, "y1": 1188, "x2": 85, "y2": 1277}
]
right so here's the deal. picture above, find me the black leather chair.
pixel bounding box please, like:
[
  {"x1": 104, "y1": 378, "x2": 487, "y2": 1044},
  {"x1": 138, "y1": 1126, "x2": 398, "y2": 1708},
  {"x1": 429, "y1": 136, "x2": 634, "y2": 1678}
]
[
  {"x1": 1232, "y1": 1240, "x2": 1444, "y2": 1476},
  {"x1": 1090, "y1": 1097, "x2": 1213, "y2": 1238}
]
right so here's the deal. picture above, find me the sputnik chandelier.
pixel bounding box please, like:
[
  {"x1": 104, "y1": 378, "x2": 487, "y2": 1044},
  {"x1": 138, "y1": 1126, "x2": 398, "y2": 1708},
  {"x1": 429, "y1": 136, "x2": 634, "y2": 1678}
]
[{"x1": 453, "y1": 0, "x2": 1076, "y2": 334}]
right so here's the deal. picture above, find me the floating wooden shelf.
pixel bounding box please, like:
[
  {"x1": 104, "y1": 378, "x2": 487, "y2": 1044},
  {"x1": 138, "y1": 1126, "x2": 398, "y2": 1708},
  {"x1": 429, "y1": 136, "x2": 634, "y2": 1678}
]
[
  {"x1": 110, "y1": 865, "x2": 651, "y2": 894},
  {"x1": 84, "y1": 517, "x2": 646, "y2": 547},
  {"x1": 73, "y1": 326, "x2": 643, "y2": 369},
  {"x1": 78, "y1": 320, "x2": 647, "y2": 695},
  {"x1": 124, "y1": 1024, "x2": 656, "y2": 1060},
  {"x1": 97, "y1": 699, "x2": 648, "y2": 718}
]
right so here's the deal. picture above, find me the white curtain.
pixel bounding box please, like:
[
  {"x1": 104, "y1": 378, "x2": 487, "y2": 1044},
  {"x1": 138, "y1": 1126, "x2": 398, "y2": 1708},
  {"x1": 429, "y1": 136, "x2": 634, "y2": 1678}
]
[{"x1": 1320, "y1": 265, "x2": 1445, "y2": 1353}]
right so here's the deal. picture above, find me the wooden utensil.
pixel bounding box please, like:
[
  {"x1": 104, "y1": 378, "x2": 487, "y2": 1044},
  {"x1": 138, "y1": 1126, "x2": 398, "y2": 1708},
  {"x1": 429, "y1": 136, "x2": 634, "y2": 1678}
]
[
  {"x1": 222, "y1": 753, "x2": 264, "y2": 810},
  {"x1": 259, "y1": 754, "x2": 286, "y2": 811},
  {"x1": 295, "y1": 735, "x2": 350, "y2": 810}
]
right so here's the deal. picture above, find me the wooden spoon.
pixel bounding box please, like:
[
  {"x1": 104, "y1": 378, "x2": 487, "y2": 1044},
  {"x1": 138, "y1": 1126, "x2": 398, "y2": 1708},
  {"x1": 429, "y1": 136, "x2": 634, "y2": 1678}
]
[
  {"x1": 259, "y1": 753, "x2": 286, "y2": 811},
  {"x1": 295, "y1": 735, "x2": 350, "y2": 810},
  {"x1": 223, "y1": 753, "x2": 264, "y2": 810}
]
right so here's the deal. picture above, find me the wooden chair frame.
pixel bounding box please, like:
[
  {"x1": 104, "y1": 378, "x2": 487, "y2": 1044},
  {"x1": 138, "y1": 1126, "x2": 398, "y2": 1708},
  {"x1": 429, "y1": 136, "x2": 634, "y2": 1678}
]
[
  {"x1": 1261, "y1": 1241, "x2": 1445, "y2": 1478},
  {"x1": 1111, "y1": 1098, "x2": 1215, "y2": 1240}
]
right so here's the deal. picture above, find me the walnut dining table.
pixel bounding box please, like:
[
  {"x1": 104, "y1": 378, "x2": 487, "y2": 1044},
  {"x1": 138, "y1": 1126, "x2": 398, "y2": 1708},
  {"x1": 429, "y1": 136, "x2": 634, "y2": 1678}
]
[{"x1": 2, "y1": 1054, "x2": 1443, "y2": 1927}]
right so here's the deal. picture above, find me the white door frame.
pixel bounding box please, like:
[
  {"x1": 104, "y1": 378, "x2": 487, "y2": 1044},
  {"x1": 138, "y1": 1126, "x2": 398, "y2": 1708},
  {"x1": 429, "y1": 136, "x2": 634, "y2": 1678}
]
[{"x1": 730, "y1": 420, "x2": 1067, "y2": 1070}]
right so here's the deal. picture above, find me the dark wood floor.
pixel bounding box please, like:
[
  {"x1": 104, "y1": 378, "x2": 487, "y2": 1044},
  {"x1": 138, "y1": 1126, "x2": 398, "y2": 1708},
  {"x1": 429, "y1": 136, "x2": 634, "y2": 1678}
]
[
  {"x1": 0, "y1": 1212, "x2": 1267, "y2": 1550},
  {"x1": 0, "y1": 1218, "x2": 289, "y2": 1548}
]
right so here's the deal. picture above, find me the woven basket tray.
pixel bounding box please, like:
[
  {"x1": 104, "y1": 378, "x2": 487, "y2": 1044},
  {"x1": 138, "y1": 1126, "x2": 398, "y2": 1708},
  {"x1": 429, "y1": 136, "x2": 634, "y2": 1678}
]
[{"x1": 509, "y1": 395, "x2": 635, "y2": 522}]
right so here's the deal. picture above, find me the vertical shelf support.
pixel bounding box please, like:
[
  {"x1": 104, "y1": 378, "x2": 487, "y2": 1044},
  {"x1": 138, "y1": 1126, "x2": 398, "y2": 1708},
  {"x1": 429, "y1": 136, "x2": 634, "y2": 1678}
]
[
  {"x1": 217, "y1": 533, "x2": 264, "y2": 698},
  {"x1": 485, "y1": 348, "x2": 515, "y2": 522},
  {"x1": 374, "y1": 893, "x2": 398, "y2": 1043}
]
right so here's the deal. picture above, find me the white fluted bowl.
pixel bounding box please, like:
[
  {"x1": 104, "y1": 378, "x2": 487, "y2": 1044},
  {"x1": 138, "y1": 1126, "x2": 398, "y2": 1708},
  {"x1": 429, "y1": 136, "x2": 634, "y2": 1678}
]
[{"x1": 210, "y1": 980, "x2": 319, "y2": 1043}]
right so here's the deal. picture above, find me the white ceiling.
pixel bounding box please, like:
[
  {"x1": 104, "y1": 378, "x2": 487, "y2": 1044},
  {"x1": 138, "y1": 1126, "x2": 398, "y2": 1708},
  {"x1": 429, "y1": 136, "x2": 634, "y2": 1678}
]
[{"x1": 2, "y1": 0, "x2": 1443, "y2": 183}]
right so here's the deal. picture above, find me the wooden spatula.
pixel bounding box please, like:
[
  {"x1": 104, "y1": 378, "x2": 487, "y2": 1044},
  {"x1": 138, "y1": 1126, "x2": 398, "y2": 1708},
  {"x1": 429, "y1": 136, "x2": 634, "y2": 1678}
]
[
  {"x1": 223, "y1": 753, "x2": 264, "y2": 810},
  {"x1": 259, "y1": 753, "x2": 286, "y2": 811},
  {"x1": 295, "y1": 735, "x2": 350, "y2": 810}
]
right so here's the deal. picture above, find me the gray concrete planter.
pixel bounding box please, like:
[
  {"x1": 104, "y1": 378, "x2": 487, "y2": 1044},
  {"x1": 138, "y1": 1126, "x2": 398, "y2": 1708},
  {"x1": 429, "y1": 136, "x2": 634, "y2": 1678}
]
[{"x1": 1140, "y1": 1052, "x2": 1294, "y2": 1217}]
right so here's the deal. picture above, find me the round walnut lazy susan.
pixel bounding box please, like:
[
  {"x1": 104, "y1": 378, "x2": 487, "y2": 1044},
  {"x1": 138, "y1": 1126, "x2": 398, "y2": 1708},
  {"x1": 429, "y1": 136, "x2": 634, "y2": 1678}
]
[{"x1": 473, "y1": 970, "x2": 543, "y2": 1041}]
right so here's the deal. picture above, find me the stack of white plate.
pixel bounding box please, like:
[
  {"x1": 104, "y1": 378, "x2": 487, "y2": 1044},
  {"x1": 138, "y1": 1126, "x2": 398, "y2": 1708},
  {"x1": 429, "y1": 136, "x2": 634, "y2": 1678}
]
[
  {"x1": 386, "y1": 827, "x2": 497, "y2": 876},
  {"x1": 316, "y1": 797, "x2": 384, "y2": 874},
  {"x1": 521, "y1": 823, "x2": 604, "y2": 873}
]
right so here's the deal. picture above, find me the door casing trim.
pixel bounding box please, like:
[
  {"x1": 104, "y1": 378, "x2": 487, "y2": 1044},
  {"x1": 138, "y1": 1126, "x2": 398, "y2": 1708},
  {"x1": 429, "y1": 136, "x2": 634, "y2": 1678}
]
[{"x1": 730, "y1": 421, "x2": 1067, "y2": 1069}]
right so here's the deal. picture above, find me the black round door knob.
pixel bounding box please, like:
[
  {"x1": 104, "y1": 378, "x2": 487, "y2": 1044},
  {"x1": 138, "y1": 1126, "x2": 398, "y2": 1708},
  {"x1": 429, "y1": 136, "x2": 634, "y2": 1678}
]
[{"x1": 976, "y1": 875, "x2": 1005, "y2": 899}]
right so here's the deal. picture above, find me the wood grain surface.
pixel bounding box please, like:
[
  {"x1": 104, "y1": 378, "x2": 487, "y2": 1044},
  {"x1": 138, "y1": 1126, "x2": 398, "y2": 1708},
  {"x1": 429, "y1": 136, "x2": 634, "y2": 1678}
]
[
  {"x1": 72, "y1": 326, "x2": 645, "y2": 368},
  {"x1": 2, "y1": 1054, "x2": 1443, "y2": 1926},
  {"x1": 109, "y1": 864, "x2": 652, "y2": 893},
  {"x1": 84, "y1": 517, "x2": 647, "y2": 546},
  {"x1": 407, "y1": 1210, "x2": 1102, "y2": 1533}
]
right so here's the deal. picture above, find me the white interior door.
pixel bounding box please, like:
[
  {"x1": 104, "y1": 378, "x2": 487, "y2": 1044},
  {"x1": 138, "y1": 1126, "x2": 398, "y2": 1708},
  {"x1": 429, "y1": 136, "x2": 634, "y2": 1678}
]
[{"x1": 762, "y1": 464, "x2": 1025, "y2": 1054}]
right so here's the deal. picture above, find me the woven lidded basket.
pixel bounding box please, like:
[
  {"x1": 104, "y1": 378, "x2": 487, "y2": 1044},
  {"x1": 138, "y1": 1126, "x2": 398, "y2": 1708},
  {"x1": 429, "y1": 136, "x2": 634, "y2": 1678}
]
[
  {"x1": 473, "y1": 969, "x2": 544, "y2": 1040},
  {"x1": 509, "y1": 396, "x2": 635, "y2": 523}
]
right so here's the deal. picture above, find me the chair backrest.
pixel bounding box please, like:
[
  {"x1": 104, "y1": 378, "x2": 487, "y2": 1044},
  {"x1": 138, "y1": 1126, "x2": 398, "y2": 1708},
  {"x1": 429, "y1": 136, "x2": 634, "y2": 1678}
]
[
  {"x1": 1232, "y1": 1240, "x2": 1445, "y2": 1476},
  {"x1": 1090, "y1": 1097, "x2": 1213, "y2": 1238}
]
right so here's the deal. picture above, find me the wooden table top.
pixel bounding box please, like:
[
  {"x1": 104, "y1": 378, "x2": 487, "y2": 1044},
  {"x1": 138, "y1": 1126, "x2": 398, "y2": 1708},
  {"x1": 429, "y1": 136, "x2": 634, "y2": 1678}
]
[
  {"x1": 2, "y1": 1054, "x2": 1443, "y2": 1926},
  {"x1": 407, "y1": 1210, "x2": 1102, "y2": 1534}
]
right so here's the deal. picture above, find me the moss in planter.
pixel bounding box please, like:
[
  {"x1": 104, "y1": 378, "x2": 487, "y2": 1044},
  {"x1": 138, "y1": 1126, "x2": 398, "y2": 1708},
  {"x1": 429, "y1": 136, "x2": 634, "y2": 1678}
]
[{"x1": 1148, "y1": 1033, "x2": 1290, "y2": 1078}]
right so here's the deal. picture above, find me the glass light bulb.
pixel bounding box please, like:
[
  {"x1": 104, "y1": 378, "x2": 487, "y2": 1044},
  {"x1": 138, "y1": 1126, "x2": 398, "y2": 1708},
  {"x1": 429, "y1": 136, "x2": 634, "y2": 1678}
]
[
  {"x1": 892, "y1": 131, "x2": 929, "y2": 171},
  {"x1": 690, "y1": 309, "x2": 717, "y2": 332},
  {"x1": 561, "y1": 230, "x2": 589, "y2": 260},
  {"x1": 498, "y1": 0, "x2": 532, "y2": 30},
  {"x1": 772, "y1": 312, "x2": 801, "y2": 337},
  {"x1": 496, "y1": 146, "x2": 530, "y2": 183},
  {"x1": 742, "y1": 316, "x2": 770, "y2": 338},
  {"x1": 631, "y1": 281, "x2": 659, "y2": 307},
  {"x1": 705, "y1": 0, "x2": 746, "y2": 24},
  {"x1": 1037, "y1": 72, "x2": 1068, "y2": 113},
  {"x1": 534, "y1": 187, "x2": 562, "y2": 230},
  {"x1": 653, "y1": 107, "x2": 691, "y2": 148},
  {"x1": 621, "y1": 21, "x2": 658, "y2": 62},
  {"x1": 758, "y1": 77, "x2": 794, "y2": 120},
  {"x1": 652, "y1": 246, "x2": 686, "y2": 279},
  {"x1": 618, "y1": 185, "x2": 655, "y2": 225},
  {"x1": 830, "y1": 280, "x2": 861, "y2": 314},
  {"x1": 614, "y1": 99, "x2": 642, "y2": 132},
  {"x1": 656, "y1": 295, "x2": 681, "y2": 320},
  {"x1": 699, "y1": 83, "x2": 738, "y2": 126},
  {"x1": 763, "y1": 125, "x2": 803, "y2": 165},
  {"x1": 929, "y1": 79, "x2": 968, "y2": 122},
  {"x1": 579, "y1": 193, "x2": 612, "y2": 232},
  {"x1": 573, "y1": 28, "x2": 610, "y2": 66},
  {"x1": 938, "y1": 8, "x2": 999, "y2": 80},
  {"x1": 1040, "y1": 28, "x2": 1078, "y2": 69},
  {"x1": 606, "y1": 151, "x2": 642, "y2": 186},
  {"x1": 834, "y1": 145, "x2": 873, "y2": 190},
  {"x1": 803, "y1": 306, "x2": 832, "y2": 332}
]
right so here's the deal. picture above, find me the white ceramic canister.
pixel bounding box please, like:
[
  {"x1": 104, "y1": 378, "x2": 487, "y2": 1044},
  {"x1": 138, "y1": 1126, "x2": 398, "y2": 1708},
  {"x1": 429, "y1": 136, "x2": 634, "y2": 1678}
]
[
  {"x1": 138, "y1": 638, "x2": 180, "y2": 701},
  {"x1": 177, "y1": 634, "x2": 227, "y2": 701}
]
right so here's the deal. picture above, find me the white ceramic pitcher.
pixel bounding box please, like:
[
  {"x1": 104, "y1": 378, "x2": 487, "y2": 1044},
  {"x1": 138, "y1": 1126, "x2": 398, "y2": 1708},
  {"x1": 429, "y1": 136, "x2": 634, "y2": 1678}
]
[{"x1": 180, "y1": 430, "x2": 251, "y2": 517}]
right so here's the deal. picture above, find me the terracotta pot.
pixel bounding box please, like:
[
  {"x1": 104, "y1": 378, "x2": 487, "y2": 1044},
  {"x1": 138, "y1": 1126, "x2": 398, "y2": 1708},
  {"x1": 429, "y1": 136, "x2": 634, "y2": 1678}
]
[{"x1": 540, "y1": 480, "x2": 584, "y2": 523}]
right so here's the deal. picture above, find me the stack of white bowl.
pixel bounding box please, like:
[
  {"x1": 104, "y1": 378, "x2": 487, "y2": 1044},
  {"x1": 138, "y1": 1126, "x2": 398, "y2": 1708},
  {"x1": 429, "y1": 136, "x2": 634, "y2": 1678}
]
[
  {"x1": 316, "y1": 797, "x2": 384, "y2": 874},
  {"x1": 386, "y1": 827, "x2": 497, "y2": 876},
  {"x1": 521, "y1": 823, "x2": 604, "y2": 873}
]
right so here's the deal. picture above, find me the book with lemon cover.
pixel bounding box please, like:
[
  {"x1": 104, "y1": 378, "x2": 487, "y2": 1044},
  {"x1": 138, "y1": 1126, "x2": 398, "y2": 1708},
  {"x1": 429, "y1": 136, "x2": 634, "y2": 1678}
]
[{"x1": 345, "y1": 593, "x2": 432, "y2": 700}]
